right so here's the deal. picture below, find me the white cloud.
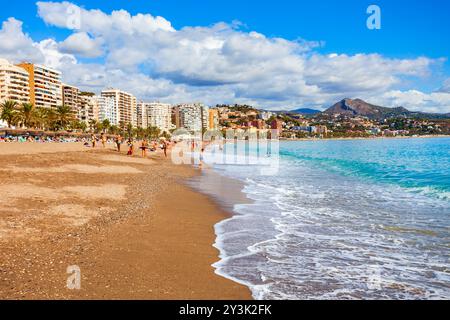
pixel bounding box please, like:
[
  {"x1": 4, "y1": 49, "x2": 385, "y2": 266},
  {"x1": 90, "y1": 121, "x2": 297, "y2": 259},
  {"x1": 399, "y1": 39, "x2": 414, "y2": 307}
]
[
  {"x1": 369, "y1": 90, "x2": 450, "y2": 114},
  {"x1": 0, "y1": 1, "x2": 448, "y2": 113},
  {"x1": 0, "y1": 18, "x2": 44, "y2": 63},
  {"x1": 59, "y1": 32, "x2": 103, "y2": 58}
]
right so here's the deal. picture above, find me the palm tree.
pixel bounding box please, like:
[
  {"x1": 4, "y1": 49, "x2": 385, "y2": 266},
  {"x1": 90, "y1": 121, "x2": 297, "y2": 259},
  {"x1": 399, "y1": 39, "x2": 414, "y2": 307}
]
[
  {"x1": 16, "y1": 103, "x2": 36, "y2": 128},
  {"x1": 109, "y1": 125, "x2": 119, "y2": 135},
  {"x1": 72, "y1": 120, "x2": 87, "y2": 132},
  {"x1": 35, "y1": 107, "x2": 56, "y2": 130},
  {"x1": 89, "y1": 119, "x2": 98, "y2": 133},
  {"x1": 0, "y1": 100, "x2": 18, "y2": 128},
  {"x1": 55, "y1": 105, "x2": 75, "y2": 130},
  {"x1": 126, "y1": 122, "x2": 133, "y2": 137},
  {"x1": 146, "y1": 126, "x2": 161, "y2": 139},
  {"x1": 101, "y1": 119, "x2": 110, "y2": 133}
]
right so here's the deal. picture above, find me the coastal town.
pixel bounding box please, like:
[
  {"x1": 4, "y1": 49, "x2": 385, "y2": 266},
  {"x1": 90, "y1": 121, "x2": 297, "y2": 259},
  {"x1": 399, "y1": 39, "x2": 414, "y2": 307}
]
[{"x1": 1, "y1": 58, "x2": 449, "y2": 140}]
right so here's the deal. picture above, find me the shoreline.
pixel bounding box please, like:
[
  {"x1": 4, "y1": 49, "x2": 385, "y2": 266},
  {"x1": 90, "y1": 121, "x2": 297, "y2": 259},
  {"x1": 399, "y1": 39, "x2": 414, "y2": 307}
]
[
  {"x1": 0, "y1": 143, "x2": 251, "y2": 299},
  {"x1": 279, "y1": 134, "x2": 450, "y2": 142}
]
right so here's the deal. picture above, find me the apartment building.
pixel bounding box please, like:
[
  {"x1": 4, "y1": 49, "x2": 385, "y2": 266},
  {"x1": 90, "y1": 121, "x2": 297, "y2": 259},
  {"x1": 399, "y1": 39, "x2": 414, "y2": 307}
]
[
  {"x1": 101, "y1": 89, "x2": 136, "y2": 127},
  {"x1": 201, "y1": 105, "x2": 210, "y2": 132},
  {"x1": 135, "y1": 102, "x2": 145, "y2": 128},
  {"x1": 78, "y1": 94, "x2": 99, "y2": 125},
  {"x1": 138, "y1": 102, "x2": 173, "y2": 132},
  {"x1": 208, "y1": 109, "x2": 220, "y2": 130},
  {"x1": 62, "y1": 84, "x2": 81, "y2": 112},
  {"x1": 0, "y1": 58, "x2": 30, "y2": 104},
  {"x1": 17, "y1": 62, "x2": 62, "y2": 108},
  {"x1": 176, "y1": 103, "x2": 209, "y2": 133},
  {"x1": 97, "y1": 96, "x2": 118, "y2": 125}
]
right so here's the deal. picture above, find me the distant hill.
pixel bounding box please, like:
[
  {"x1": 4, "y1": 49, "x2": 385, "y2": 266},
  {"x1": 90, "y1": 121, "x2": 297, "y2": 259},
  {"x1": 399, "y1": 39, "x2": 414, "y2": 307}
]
[
  {"x1": 290, "y1": 108, "x2": 321, "y2": 115},
  {"x1": 323, "y1": 98, "x2": 450, "y2": 119}
]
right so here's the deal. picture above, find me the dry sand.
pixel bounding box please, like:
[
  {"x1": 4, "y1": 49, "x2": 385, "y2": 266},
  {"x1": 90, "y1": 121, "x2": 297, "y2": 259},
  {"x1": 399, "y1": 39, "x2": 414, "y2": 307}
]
[{"x1": 0, "y1": 142, "x2": 251, "y2": 299}]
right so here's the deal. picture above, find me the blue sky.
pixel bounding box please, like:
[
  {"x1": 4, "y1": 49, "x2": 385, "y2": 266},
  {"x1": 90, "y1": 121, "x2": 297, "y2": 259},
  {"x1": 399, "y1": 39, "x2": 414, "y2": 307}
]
[
  {"x1": 4, "y1": 0, "x2": 449, "y2": 59},
  {"x1": 1, "y1": 0, "x2": 449, "y2": 111}
]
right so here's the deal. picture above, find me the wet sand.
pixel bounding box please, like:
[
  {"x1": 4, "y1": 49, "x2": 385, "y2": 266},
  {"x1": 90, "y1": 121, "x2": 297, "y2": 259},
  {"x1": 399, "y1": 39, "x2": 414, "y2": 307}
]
[{"x1": 0, "y1": 142, "x2": 251, "y2": 299}]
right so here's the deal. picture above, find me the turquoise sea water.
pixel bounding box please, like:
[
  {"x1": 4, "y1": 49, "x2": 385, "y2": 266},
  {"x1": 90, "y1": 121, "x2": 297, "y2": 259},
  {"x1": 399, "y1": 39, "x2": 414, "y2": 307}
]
[
  {"x1": 195, "y1": 137, "x2": 450, "y2": 299},
  {"x1": 281, "y1": 138, "x2": 450, "y2": 200}
]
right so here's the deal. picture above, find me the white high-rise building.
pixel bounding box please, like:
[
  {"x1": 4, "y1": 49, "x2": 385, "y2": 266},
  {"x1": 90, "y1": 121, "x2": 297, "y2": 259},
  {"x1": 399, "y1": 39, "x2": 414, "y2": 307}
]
[
  {"x1": 0, "y1": 58, "x2": 30, "y2": 104},
  {"x1": 97, "y1": 96, "x2": 118, "y2": 125},
  {"x1": 138, "y1": 102, "x2": 173, "y2": 132},
  {"x1": 101, "y1": 89, "x2": 136, "y2": 127},
  {"x1": 176, "y1": 103, "x2": 209, "y2": 133},
  {"x1": 201, "y1": 105, "x2": 210, "y2": 131}
]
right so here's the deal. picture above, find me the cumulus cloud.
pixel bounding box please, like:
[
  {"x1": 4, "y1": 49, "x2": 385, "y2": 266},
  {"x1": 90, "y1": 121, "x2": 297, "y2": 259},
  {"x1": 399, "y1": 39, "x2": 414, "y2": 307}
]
[
  {"x1": 59, "y1": 32, "x2": 103, "y2": 57},
  {"x1": 0, "y1": 18, "x2": 44, "y2": 63},
  {"x1": 368, "y1": 90, "x2": 450, "y2": 114},
  {"x1": 0, "y1": 1, "x2": 448, "y2": 112}
]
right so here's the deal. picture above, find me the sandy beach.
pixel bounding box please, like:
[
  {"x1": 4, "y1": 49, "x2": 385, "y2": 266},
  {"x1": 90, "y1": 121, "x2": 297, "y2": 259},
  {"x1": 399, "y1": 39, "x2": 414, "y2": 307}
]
[{"x1": 0, "y1": 142, "x2": 251, "y2": 299}]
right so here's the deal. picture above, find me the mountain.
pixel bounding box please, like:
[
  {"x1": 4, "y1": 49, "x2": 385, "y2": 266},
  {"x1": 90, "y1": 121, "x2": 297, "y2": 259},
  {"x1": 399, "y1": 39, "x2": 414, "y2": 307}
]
[
  {"x1": 290, "y1": 108, "x2": 321, "y2": 115},
  {"x1": 323, "y1": 98, "x2": 450, "y2": 119}
]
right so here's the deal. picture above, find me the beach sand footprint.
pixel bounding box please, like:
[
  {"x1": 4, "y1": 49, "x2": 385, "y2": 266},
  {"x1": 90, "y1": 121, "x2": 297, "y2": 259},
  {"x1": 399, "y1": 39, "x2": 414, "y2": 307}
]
[
  {"x1": 48, "y1": 204, "x2": 112, "y2": 227},
  {"x1": 100, "y1": 155, "x2": 155, "y2": 165}
]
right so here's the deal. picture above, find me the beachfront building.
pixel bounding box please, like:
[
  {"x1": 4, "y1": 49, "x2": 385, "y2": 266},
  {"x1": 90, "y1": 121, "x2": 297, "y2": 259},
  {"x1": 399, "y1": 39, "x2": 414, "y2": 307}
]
[
  {"x1": 208, "y1": 109, "x2": 220, "y2": 130},
  {"x1": 0, "y1": 58, "x2": 30, "y2": 104},
  {"x1": 78, "y1": 94, "x2": 99, "y2": 125},
  {"x1": 175, "y1": 103, "x2": 210, "y2": 133},
  {"x1": 135, "y1": 102, "x2": 145, "y2": 128},
  {"x1": 17, "y1": 62, "x2": 62, "y2": 109},
  {"x1": 271, "y1": 119, "x2": 283, "y2": 134},
  {"x1": 101, "y1": 89, "x2": 137, "y2": 128},
  {"x1": 201, "y1": 105, "x2": 210, "y2": 132},
  {"x1": 138, "y1": 102, "x2": 173, "y2": 132},
  {"x1": 97, "y1": 96, "x2": 118, "y2": 125},
  {"x1": 62, "y1": 84, "x2": 81, "y2": 112}
]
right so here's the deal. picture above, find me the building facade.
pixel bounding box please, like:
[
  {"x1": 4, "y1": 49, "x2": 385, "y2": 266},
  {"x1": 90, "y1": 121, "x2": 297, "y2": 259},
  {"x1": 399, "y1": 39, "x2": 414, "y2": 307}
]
[
  {"x1": 17, "y1": 62, "x2": 62, "y2": 108},
  {"x1": 97, "y1": 96, "x2": 118, "y2": 125},
  {"x1": 176, "y1": 103, "x2": 209, "y2": 133},
  {"x1": 62, "y1": 84, "x2": 81, "y2": 112},
  {"x1": 138, "y1": 102, "x2": 173, "y2": 132},
  {"x1": 208, "y1": 109, "x2": 220, "y2": 130},
  {"x1": 0, "y1": 58, "x2": 30, "y2": 104},
  {"x1": 78, "y1": 94, "x2": 99, "y2": 125},
  {"x1": 101, "y1": 89, "x2": 136, "y2": 127}
]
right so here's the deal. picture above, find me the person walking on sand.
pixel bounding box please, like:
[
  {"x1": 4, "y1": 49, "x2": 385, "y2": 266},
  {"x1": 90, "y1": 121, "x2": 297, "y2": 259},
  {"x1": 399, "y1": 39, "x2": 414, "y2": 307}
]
[
  {"x1": 115, "y1": 134, "x2": 122, "y2": 152},
  {"x1": 91, "y1": 134, "x2": 96, "y2": 148},
  {"x1": 127, "y1": 137, "x2": 134, "y2": 156},
  {"x1": 101, "y1": 133, "x2": 107, "y2": 148},
  {"x1": 162, "y1": 139, "x2": 168, "y2": 158},
  {"x1": 140, "y1": 138, "x2": 149, "y2": 158}
]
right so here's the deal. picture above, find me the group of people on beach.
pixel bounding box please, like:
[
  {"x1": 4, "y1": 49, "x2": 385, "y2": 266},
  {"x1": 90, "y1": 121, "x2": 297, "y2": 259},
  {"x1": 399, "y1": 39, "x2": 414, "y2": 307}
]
[
  {"x1": 89, "y1": 132, "x2": 170, "y2": 158},
  {"x1": 0, "y1": 135, "x2": 87, "y2": 143},
  {"x1": 1, "y1": 131, "x2": 171, "y2": 159}
]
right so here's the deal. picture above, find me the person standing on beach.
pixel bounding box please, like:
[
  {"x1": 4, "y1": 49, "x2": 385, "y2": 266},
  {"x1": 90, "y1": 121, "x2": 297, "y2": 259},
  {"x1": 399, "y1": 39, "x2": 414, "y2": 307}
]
[
  {"x1": 141, "y1": 138, "x2": 149, "y2": 158},
  {"x1": 162, "y1": 140, "x2": 168, "y2": 158},
  {"x1": 101, "y1": 133, "x2": 106, "y2": 148},
  {"x1": 115, "y1": 135, "x2": 122, "y2": 152},
  {"x1": 127, "y1": 137, "x2": 134, "y2": 156},
  {"x1": 91, "y1": 134, "x2": 96, "y2": 148}
]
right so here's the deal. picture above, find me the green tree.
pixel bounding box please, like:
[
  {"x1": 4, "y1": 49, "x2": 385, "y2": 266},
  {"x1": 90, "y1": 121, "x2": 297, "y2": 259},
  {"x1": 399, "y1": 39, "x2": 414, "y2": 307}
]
[
  {"x1": 16, "y1": 103, "x2": 36, "y2": 128},
  {"x1": 55, "y1": 105, "x2": 75, "y2": 130},
  {"x1": 89, "y1": 119, "x2": 98, "y2": 133},
  {"x1": 0, "y1": 100, "x2": 19, "y2": 127},
  {"x1": 146, "y1": 126, "x2": 161, "y2": 139},
  {"x1": 101, "y1": 119, "x2": 110, "y2": 133}
]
